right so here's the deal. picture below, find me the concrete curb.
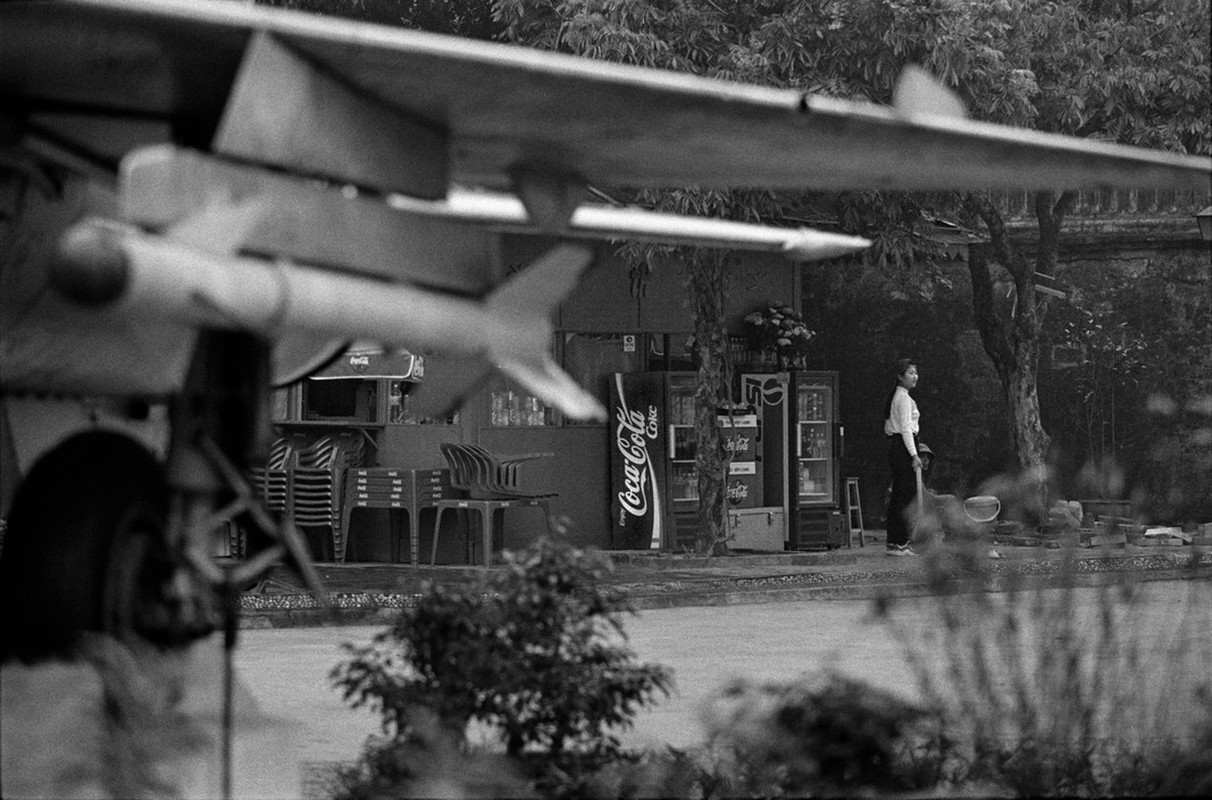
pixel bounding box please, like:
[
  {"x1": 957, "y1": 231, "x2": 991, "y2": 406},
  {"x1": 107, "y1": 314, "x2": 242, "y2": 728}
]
[
  {"x1": 238, "y1": 550, "x2": 1212, "y2": 628},
  {"x1": 603, "y1": 550, "x2": 861, "y2": 570},
  {"x1": 624, "y1": 564, "x2": 1211, "y2": 609}
]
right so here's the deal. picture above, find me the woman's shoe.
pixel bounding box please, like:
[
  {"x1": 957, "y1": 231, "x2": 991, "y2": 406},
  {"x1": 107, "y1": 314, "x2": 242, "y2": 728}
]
[{"x1": 885, "y1": 544, "x2": 919, "y2": 556}]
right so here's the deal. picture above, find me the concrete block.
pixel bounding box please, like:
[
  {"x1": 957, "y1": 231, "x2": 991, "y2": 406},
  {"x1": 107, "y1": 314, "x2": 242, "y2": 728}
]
[{"x1": 1084, "y1": 531, "x2": 1127, "y2": 548}]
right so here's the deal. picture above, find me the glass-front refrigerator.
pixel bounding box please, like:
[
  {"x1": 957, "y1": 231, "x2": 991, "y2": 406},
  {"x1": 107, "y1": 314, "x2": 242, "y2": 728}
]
[
  {"x1": 663, "y1": 372, "x2": 705, "y2": 550},
  {"x1": 795, "y1": 378, "x2": 835, "y2": 506},
  {"x1": 789, "y1": 371, "x2": 847, "y2": 549},
  {"x1": 666, "y1": 372, "x2": 698, "y2": 509}
]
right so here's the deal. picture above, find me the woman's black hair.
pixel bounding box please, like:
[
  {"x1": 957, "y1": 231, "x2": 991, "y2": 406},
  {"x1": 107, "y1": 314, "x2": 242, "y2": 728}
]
[{"x1": 883, "y1": 358, "x2": 916, "y2": 420}]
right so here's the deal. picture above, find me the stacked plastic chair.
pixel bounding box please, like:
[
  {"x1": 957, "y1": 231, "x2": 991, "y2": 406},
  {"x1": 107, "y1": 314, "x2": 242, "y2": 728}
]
[
  {"x1": 431, "y1": 443, "x2": 556, "y2": 566},
  {"x1": 241, "y1": 435, "x2": 298, "y2": 557},
  {"x1": 460, "y1": 444, "x2": 556, "y2": 500},
  {"x1": 250, "y1": 436, "x2": 295, "y2": 511},
  {"x1": 290, "y1": 432, "x2": 365, "y2": 562}
]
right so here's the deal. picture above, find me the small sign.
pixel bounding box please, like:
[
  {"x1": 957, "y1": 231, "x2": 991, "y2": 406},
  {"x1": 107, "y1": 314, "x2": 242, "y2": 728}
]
[
  {"x1": 622, "y1": 334, "x2": 636, "y2": 353},
  {"x1": 718, "y1": 414, "x2": 759, "y2": 427}
]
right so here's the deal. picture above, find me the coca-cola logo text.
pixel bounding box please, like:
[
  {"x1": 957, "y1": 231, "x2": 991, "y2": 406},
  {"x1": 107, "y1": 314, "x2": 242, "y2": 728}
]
[
  {"x1": 616, "y1": 399, "x2": 660, "y2": 523},
  {"x1": 724, "y1": 435, "x2": 751, "y2": 454},
  {"x1": 726, "y1": 480, "x2": 750, "y2": 504}
]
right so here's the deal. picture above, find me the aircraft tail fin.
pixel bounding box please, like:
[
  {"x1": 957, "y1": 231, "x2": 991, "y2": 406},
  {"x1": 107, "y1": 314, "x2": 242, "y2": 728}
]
[
  {"x1": 410, "y1": 243, "x2": 605, "y2": 421},
  {"x1": 485, "y1": 243, "x2": 605, "y2": 420},
  {"x1": 498, "y1": 355, "x2": 606, "y2": 422}
]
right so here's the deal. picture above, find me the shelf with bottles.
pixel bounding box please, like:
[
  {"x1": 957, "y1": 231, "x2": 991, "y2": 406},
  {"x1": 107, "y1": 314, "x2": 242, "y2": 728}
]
[
  {"x1": 671, "y1": 463, "x2": 699, "y2": 502},
  {"x1": 796, "y1": 423, "x2": 832, "y2": 459},
  {"x1": 796, "y1": 460, "x2": 832, "y2": 498},
  {"x1": 386, "y1": 380, "x2": 460, "y2": 425},
  {"x1": 668, "y1": 381, "x2": 696, "y2": 426},
  {"x1": 796, "y1": 385, "x2": 830, "y2": 422},
  {"x1": 489, "y1": 385, "x2": 551, "y2": 427}
]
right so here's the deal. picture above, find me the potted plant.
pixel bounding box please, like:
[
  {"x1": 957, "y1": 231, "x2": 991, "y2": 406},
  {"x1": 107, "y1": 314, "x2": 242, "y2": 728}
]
[{"x1": 744, "y1": 303, "x2": 816, "y2": 369}]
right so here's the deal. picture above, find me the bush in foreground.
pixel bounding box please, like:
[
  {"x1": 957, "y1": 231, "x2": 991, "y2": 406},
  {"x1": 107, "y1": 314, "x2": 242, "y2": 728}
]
[
  {"x1": 329, "y1": 531, "x2": 671, "y2": 798},
  {"x1": 878, "y1": 532, "x2": 1212, "y2": 797}
]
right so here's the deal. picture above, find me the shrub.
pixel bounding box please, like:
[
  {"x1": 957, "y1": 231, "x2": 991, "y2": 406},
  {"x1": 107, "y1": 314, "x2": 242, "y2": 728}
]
[
  {"x1": 878, "y1": 534, "x2": 1212, "y2": 797},
  {"x1": 325, "y1": 707, "x2": 531, "y2": 800},
  {"x1": 329, "y1": 532, "x2": 671, "y2": 798},
  {"x1": 579, "y1": 671, "x2": 948, "y2": 799},
  {"x1": 696, "y1": 672, "x2": 946, "y2": 796}
]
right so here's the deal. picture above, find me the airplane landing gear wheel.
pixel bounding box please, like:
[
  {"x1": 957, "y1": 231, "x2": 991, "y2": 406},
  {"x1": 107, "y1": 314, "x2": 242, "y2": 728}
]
[{"x1": 0, "y1": 431, "x2": 213, "y2": 663}]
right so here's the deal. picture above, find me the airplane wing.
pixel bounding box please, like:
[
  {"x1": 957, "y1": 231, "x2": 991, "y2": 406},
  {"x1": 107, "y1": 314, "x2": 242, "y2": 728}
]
[
  {"x1": 2, "y1": 0, "x2": 1208, "y2": 195},
  {"x1": 2, "y1": 0, "x2": 1209, "y2": 419}
]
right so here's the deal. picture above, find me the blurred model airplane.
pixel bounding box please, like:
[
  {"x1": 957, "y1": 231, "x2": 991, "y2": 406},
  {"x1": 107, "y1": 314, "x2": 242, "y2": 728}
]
[{"x1": 1, "y1": 0, "x2": 1209, "y2": 662}]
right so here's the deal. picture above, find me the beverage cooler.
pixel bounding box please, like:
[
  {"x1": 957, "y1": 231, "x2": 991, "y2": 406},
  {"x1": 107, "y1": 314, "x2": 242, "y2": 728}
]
[
  {"x1": 720, "y1": 413, "x2": 760, "y2": 511},
  {"x1": 662, "y1": 373, "x2": 762, "y2": 550},
  {"x1": 608, "y1": 372, "x2": 671, "y2": 551},
  {"x1": 789, "y1": 371, "x2": 847, "y2": 549},
  {"x1": 610, "y1": 370, "x2": 844, "y2": 552},
  {"x1": 737, "y1": 372, "x2": 791, "y2": 551},
  {"x1": 609, "y1": 372, "x2": 761, "y2": 551}
]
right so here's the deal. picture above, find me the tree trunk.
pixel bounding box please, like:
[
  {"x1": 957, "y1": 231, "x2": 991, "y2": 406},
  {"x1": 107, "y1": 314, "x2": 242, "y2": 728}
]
[
  {"x1": 687, "y1": 249, "x2": 733, "y2": 555},
  {"x1": 963, "y1": 190, "x2": 1073, "y2": 471},
  {"x1": 1008, "y1": 328, "x2": 1050, "y2": 469},
  {"x1": 964, "y1": 190, "x2": 1075, "y2": 520}
]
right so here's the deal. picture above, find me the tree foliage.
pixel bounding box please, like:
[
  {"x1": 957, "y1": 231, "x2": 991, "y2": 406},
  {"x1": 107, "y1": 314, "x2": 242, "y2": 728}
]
[
  {"x1": 257, "y1": 0, "x2": 501, "y2": 39},
  {"x1": 495, "y1": 0, "x2": 1209, "y2": 489},
  {"x1": 1041, "y1": 253, "x2": 1212, "y2": 521}
]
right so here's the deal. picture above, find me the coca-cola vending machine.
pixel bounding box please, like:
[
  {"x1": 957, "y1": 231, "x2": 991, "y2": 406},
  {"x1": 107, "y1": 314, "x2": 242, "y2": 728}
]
[{"x1": 608, "y1": 372, "x2": 669, "y2": 550}]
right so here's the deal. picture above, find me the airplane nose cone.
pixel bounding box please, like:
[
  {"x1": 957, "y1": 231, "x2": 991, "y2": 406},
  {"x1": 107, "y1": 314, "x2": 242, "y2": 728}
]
[{"x1": 51, "y1": 222, "x2": 130, "y2": 307}]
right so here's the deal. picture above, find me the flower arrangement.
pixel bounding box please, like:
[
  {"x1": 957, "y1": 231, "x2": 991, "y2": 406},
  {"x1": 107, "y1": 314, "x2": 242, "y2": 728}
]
[{"x1": 744, "y1": 303, "x2": 816, "y2": 358}]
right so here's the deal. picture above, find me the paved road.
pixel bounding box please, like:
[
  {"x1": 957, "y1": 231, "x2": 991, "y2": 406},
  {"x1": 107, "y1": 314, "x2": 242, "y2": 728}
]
[
  {"x1": 231, "y1": 580, "x2": 1211, "y2": 775},
  {"x1": 12, "y1": 582, "x2": 1202, "y2": 798}
]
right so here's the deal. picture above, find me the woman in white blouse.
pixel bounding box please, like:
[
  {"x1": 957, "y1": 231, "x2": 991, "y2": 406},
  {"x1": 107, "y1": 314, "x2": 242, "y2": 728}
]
[{"x1": 883, "y1": 359, "x2": 922, "y2": 556}]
